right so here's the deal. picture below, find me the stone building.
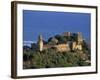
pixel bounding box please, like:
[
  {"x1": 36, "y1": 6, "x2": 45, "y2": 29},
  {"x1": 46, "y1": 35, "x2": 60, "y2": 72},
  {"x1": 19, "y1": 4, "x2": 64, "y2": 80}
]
[
  {"x1": 42, "y1": 43, "x2": 70, "y2": 52},
  {"x1": 72, "y1": 41, "x2": 82, "y2": 51},
  {"x1": 77, "y1": 32, "x2": 83, "y2": 43},
  {"x1": 54, "y1": 44, "x2": 70, "y2": 52},
  {"x1": 37, "y1": 34, "x2": 43, "y2": 51},
  {"x1": 62, "y1": 32, "x2": 71, "y2": 37},
  {"x1": 34, "y1": 32, "x2": 83, "y2": 52}
]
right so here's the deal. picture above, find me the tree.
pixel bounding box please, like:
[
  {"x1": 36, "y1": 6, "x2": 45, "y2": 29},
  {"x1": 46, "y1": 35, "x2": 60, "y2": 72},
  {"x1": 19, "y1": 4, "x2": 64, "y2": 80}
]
[{"x1": 54, "y1": 35, "x2": 67, "y2": 44}]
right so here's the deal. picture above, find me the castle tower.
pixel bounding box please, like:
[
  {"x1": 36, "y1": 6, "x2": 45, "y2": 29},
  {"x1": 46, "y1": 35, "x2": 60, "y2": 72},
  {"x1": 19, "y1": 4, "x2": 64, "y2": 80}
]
[
  {"x1": 72, "y1": 41, "x2": 77, "y2": 50},
  {"x1": 77, "y1": 32, "x2": 83, "y2": 43},
  {"x1": 37, "y1": 34, "x2": 43, "y2": 51}
]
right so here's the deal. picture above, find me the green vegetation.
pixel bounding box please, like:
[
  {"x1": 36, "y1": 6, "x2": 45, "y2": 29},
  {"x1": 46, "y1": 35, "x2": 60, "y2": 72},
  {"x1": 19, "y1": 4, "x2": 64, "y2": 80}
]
[
  {"x1": 23, "y1": 47, "x2": 90, "y2": 69},
  {"x1": 47, "y1": 33, "x2": 77, "y2": 45}
]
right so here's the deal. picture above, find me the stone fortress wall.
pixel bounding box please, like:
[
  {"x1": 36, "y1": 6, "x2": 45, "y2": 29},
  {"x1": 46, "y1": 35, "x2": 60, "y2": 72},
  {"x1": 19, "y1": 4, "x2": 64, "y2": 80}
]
[{"x1": 37, "y1": 32, "x2": 83, "y2": 52}]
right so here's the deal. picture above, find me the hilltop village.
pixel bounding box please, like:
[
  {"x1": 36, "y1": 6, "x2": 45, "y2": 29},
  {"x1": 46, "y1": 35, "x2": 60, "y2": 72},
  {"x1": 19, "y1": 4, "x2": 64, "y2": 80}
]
[{"x1": 23, "y1": 32, "x2": 90, "y2": 69}]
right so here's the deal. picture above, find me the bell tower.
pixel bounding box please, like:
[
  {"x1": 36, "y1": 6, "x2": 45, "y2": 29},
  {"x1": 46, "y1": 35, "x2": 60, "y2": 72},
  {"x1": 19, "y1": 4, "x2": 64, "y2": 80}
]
[{"x1": 37, "y1": 34, "x2": 43, "y2": 51}]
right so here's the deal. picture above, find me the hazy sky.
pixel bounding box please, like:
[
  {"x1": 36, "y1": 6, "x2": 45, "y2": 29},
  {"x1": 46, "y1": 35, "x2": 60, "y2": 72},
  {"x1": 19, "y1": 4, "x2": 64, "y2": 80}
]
[{"x1": 23, "y1": 10, "x2": 91, "y2": 43}]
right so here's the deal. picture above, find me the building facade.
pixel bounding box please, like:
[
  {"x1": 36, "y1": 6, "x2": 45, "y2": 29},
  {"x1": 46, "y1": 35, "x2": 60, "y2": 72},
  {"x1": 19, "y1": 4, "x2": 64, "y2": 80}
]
[{"x1": 37, "y1": 32, "x2": 83, "y2": 52}]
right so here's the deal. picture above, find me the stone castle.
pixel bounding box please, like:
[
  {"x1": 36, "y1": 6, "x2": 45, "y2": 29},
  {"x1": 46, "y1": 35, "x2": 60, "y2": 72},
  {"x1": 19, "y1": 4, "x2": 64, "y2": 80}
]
[{"x1": 32, "y1": 32, "x2": 83, "y2": 52}]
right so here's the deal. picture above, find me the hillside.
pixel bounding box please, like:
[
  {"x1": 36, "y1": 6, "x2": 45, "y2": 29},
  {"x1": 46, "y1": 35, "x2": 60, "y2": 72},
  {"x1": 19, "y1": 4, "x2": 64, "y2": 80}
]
[{"x1": 23, "y1": 32, "x2": 91, "y2": 69}]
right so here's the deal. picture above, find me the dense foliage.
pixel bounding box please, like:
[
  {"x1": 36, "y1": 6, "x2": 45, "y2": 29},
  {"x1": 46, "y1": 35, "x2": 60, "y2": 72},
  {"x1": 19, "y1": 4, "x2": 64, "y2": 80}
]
[{"x1": 23, "y1": 47, "x2": 90, "y2": 69}]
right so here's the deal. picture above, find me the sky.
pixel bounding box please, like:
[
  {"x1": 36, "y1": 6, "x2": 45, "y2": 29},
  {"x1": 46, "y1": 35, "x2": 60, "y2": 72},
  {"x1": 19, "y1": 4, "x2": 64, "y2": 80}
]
[{"x1": 23, "y1": 10, "x2": 91, "y2": 44}]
